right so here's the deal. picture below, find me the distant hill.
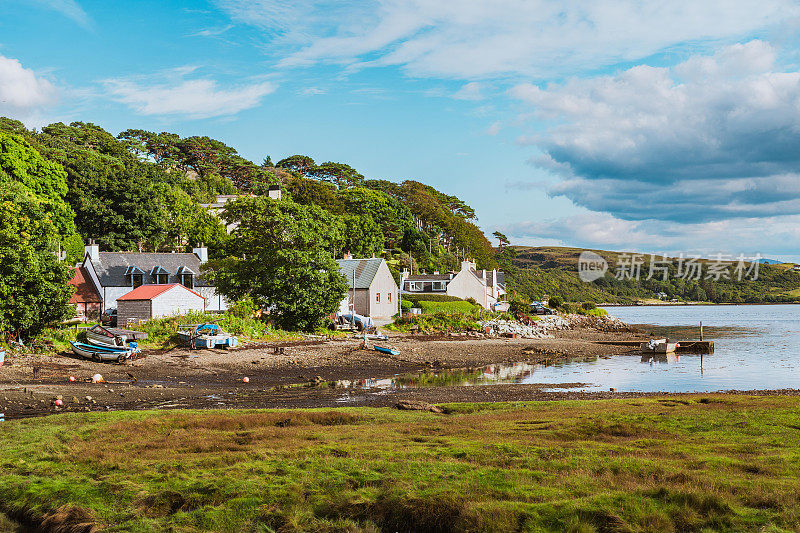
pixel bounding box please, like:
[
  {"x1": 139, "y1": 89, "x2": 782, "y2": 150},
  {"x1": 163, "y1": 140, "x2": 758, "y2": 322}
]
[
  {"x1": 757, "y1": 258, "x2": 782, "y2": 264},
  {"x1": 499, "y1": 246, "x2": 800, "y2": 304}
]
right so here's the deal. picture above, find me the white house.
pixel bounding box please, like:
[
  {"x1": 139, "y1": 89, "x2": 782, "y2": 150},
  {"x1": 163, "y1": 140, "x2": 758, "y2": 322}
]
[
  {"x1": 400, "y1": 260, "x2": 506, "y2": 308},
  {"x1": 337, "y1": 257, "x2": 399, "y2": 320},
  {"x1": 116, "y1": 284, "x2": 206, "y2": 327},
  {"x1": 79, "y1": 243, "x2": 227, "y2": 312}
]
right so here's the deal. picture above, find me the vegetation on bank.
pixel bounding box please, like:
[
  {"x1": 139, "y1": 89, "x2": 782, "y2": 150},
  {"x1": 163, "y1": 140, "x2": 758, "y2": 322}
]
[
  {"x1": 501, "y1": 246, "x2": 800, "y2": 305},
  {"x1": 3, "y1": 396, "x2": 800, "y2": 531}
]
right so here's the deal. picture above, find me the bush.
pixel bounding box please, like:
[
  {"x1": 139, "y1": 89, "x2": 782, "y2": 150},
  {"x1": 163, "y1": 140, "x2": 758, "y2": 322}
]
[
  {"x1": 417, "y1": 300, "x2": 476, "y2": 314},
  {"x1": 549, "y1": 296, "x2": 564, "y2": 308},
  {"x1": 581, "y1": 301, "x2": 596, "y2": 310},
  {"x1": 402, "y1": 294, "x2": 464, "y2": 305},
  {"x1": 508, "y1": 300, "x2": 528, "y2": 315},
  {"x1": 400, "y1": 299, "x2": 413, "y2": 312}
]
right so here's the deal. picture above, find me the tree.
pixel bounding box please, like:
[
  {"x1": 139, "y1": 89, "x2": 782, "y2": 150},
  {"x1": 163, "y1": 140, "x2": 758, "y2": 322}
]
[
  {"x1": 276, "y1": 155, "x2": 316, "y2": 175},
  {"x1": 205, "y1": 197, "x2": 348, "y2": 331},
  {"x1": 493, "y1": 231, "x2": 510, "y2": 248},
  {"x1": 0, "y1": 130, "x2": 83, "y2": 259},
  {"x1": 0, "y1": 183, "x2": 74, "y2": 340},
  {"x1": 308, "y1": 161, "x2": 364, "y2": 189}
]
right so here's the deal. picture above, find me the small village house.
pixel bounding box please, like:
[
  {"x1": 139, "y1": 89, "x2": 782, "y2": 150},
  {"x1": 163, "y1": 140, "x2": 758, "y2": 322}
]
[
  {"x1": 337, "y1": 257, "x2": 399, "y2": 320},
  {"x1": 116, "y1": 284, "x2": 206, "y2": 327},
  {"x1": 68, "y1": 266, "x2": 102, "y2": 320},
  {"x1": 400, "y1": 260, "x2": 506, "y2": 308},
  {"x1": 79, "y1": 243, "x2": 227, "y2": 313}
]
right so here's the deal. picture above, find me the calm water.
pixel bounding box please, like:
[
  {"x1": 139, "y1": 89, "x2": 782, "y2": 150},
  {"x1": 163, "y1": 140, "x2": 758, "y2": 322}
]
[{"x1": 529, "y1": 304, "x2": 800, "y2": 392}]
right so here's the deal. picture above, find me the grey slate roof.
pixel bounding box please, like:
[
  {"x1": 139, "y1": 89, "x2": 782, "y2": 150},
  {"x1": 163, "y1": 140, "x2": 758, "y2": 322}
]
[
  {"x1": 403, "y1": 274, "x2": 451, "y2": 282},
  {"x1": 89, "y1": 252, "x2": 210, "y2": 287},
  {"x1": 336, "y1": 258, "x2": 385, "y2": 289}
]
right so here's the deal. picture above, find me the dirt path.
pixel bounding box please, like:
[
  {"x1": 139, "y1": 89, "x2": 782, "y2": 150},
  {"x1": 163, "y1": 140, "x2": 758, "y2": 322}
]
[{"x1": 1, "y1": 328, "x2": 655, "y2": 419}]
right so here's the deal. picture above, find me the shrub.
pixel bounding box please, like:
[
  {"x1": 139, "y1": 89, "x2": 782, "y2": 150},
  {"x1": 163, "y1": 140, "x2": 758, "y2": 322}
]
[
  {"x1": 581, "y1": 301, "x2": 596, "y2": 310},
  {"x1": 549, "y1": 296, "x2": 564, "y2": 308},
  {"x1": 400, "y1": 299, "x2": 413, "y2": 312},
  {"x1": 402, "y1": 294, "x2": 464, "y2": 305},
  {"x1": 417, "y1": 301, "x2": 476, "y2": 314},
  {"x1": 508, "y1": 300, "x2": 528, "y2": 315}
]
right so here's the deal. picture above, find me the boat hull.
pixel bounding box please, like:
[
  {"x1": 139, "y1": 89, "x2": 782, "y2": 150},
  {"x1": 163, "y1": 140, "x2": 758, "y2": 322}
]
[
  {"x1": 70, "y1": 341, "x2": 136, "y2": 363},
  {"x1": 374, "y1": 345, "x2": 400, "y2": 356},
  {"x1": 86, "y1": 325, "x2": 127, "y2": 349}
]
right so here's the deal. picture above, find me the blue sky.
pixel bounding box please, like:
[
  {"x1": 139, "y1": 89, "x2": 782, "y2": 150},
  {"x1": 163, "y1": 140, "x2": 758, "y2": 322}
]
[{"x1": 3, "y1": 1, "x2": 800, "y2": 261}]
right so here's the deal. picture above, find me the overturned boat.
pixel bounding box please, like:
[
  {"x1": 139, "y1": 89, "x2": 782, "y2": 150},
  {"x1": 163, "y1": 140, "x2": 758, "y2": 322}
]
[
  {"x1": 86, "y1": 324, "x2": 133, "y2": 349},
  {"x1": 178, "y1": 323, "x2": 238, "y2": 349},
  {"x1": 70, "y1": 341, "x2": 139, "y2": 363}
]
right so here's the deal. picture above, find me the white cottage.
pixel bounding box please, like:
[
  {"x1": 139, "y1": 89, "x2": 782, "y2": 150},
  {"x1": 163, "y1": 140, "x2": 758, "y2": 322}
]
[
  {"x1": 116, "y1": 284, "x2": 206, "y2": 327},
  {"x1": 79, "y1": 243, "x2": 227, "y2": 313}
]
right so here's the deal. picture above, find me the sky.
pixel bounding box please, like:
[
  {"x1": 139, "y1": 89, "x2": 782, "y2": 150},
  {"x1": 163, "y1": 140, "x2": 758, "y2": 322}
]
[{"x1": 2, "y1": 0, "x2": 800, "y2": 261}]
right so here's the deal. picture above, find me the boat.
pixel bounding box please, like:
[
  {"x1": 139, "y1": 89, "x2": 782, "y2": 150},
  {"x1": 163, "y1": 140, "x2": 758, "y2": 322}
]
[
  {"x1": 86, "y1": 324, "x2": 134, "y2": 349},
  {"x1": 178, "y1": 323, "x2": 238, "y2": 349},
  {"x1": 374, "y1": 345, "x2": 400, "y2": 356},
  {"x1": 640, "y1": 338, "x2": 679, "y2": 354},
  {"x1": 70, "y1": 341, "x2": 138, "y2": 363}
]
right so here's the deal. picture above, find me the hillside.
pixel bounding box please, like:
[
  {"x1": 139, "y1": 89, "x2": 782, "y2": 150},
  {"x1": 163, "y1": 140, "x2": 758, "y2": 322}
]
[{"x1": 500, "y1": 246, "x2": 800, "y2": 304}]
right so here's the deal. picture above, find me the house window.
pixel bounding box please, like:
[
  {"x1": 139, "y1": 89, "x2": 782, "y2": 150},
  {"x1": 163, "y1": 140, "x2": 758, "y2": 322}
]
[
  {"x1": 180, "y1": 273, "x2": 194, "y2": 289},
  {"x1": 131, "y1": 273, "x2": 143, "y2": 288},
  {"x1": 376, "y1": 293, "x2": 381, "y2": 303},
  {"x1": 407, "y1": 281, "x2": 421, "y2": 292},
  {"x1": 432, "y1": 281, "x2": 446, "y2": 291},
  {"x1": 154, "y1": 274, "x2": 168, "y2": 284},
  {"x1": 388, "y1": 292, "x2": 392, "y2": 302}
]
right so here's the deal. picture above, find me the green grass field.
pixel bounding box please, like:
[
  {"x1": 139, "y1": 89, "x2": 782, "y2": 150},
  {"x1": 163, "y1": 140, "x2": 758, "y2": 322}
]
[{"x1": 3, "y1": 396, "x2": 800, "y2": 532}]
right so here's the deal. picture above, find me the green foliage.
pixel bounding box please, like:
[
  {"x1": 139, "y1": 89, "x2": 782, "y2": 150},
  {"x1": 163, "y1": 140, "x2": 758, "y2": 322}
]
[
  {"x1": 205, "y1": 197, "x2": 349, "y2": 331},
  {"x1": 401, "y1": 294, "x2": 464, "y2": 305},
  {"x1": 416, "y1": 300, "x2": 476, "y2": 314},
  {"x1": 548, "y1": 296, "x2": 564, "y2": 308},
  {"x1": 0, "y1": 184, "x2": 74, "y2": 340},
  {"x1": 508, "y1": 300, "x2": 528, "y2": 314},
  {"x1": 581, "y1": 301, "x2": 596, "y2": 310}
]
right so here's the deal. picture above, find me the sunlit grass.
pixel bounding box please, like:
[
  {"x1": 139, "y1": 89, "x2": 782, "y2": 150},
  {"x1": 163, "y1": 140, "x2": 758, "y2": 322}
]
[{"x1": 3, "y1": 395, "x2": 800, "y2": 531}]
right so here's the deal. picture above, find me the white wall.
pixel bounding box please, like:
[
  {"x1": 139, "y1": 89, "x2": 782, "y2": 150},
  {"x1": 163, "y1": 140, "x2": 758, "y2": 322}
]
[
  {"x1": 197, "y1": 287, "x2": 228, "y2": 311},
  {"x1": 446, "y1": 270, "x2": 497, "y2": 307},
  {"x1": 151, "y1": 287, "x2": 205, "y2": 318}
]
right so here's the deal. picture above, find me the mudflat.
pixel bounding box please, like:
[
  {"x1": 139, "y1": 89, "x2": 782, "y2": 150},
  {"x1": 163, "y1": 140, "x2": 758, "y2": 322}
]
[{"x1": 1, "y1": 327, "x2": 649, "y2": 418}]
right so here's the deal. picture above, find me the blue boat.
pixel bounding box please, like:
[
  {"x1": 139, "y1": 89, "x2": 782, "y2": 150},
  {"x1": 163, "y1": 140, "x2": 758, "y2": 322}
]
[
  {"x1": 373, "y1": 345, "x2": 400, "y2": 356},
  {"x1": 70, "y1": 341, "x2": 138, "y2": 363},
  {"x1": 177, "y1": 323, "x2": 238, "y2": 349}
]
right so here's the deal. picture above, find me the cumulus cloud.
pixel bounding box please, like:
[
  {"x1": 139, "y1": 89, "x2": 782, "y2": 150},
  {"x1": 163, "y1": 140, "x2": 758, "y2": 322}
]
[
  {"x1": 216, "y1": 0, "x2": 797, "y2": 79},
  {"x1": 0, "y1": 55, "x2": 58, "y2": 124},
  {"x1": 103, "y1": 70, "x2": 276, "y2": 119},
  {"x1": 509, "y1": 41, "x2": 800, "y2": 222}
]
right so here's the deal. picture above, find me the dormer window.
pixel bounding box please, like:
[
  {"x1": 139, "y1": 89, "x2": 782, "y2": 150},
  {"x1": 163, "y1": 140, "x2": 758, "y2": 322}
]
[
  {"x1": 151, "y1": 266, "x2": 169, "y2": 284},
  {"x1": 176, "y1": 266, "x2": 194, "y2": 289},
  {"x1": 124, "y1": 266, "x2": 144, "y2": 288}
]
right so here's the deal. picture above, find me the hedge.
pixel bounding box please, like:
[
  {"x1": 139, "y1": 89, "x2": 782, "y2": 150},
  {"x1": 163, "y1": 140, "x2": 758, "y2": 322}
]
[{"x1": 401, "y1": 293, "x2": 464, "y2": 305}]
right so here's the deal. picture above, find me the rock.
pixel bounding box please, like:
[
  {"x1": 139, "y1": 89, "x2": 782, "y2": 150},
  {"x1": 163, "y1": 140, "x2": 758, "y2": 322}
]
[
  {"x1": 395, "y1": 400, "x2": 444, "y2": 414},
  {"x1": 91, "y1": 373, "x2": 103, "y2": 383},
  {"x1": 84, "y1": 396, "x2": 92, "y2": 402}
]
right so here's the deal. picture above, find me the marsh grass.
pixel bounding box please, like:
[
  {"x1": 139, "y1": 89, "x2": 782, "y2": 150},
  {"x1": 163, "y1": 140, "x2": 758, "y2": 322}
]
[{"x1": 3, "y1": 396, "x2": 800, "y2": 531}]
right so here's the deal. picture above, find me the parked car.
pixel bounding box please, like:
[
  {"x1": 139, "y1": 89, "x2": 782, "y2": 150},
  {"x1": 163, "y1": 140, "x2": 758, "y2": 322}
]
[
  {"x1": 530, "y1": 304, "x2": 556, "y2": 315},
  {"x1": 101, "y1": 308, "x2": 117, "y2": 327}
]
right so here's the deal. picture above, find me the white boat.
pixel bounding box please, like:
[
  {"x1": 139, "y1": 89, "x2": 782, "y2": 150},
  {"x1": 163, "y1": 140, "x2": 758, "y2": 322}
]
[
  {"x1": 640, "y1": 338, "x2": 679, "y2": 353},
  {"x1": 178, "y1": 323, "x2": 238, "y2": 349},
  {"x1": 86, "y1": 324, "x2": 129, "y2": 349},
  {"x1": 70, "y1": 341, "x2": 138, "y2": 363}
]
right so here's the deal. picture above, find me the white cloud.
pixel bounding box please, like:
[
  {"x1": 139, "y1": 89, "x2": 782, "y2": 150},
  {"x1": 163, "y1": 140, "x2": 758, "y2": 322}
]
[
  {"x1": 509, "y1": 41, "x2": 800, "y2": 223},
  {"x1": 216, "y1": 0, "x2": 799, "y2": 79},
  {"x1": 0, "y1": 55, "x2": 58, "y2": 125},
  {"x1": 103, "y1": 70, "x2": 277, "y2": 119},
  {"x1": 503, "y1": 211, "x2": 800, "y2": 261},
  {"x1": 30, "y1": 0, "x2": 90, "y2": 27},
  {"x1": 453, "y1": 81, "x2": 484, "y2": 100},
  {"x1": 486, "y1": 121, "x2": 501, "y2": 135}
]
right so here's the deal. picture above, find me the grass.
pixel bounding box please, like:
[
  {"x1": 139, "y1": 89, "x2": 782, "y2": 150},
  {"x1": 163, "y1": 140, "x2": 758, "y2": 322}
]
[{"x1": 3, "y1": 396, "x2": 800, "y2": 531}]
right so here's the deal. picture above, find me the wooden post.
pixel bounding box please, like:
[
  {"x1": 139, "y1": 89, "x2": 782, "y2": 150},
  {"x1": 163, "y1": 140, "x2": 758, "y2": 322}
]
[{"x1": 700, "y1": 321, "x2": 703, "y2": 341}]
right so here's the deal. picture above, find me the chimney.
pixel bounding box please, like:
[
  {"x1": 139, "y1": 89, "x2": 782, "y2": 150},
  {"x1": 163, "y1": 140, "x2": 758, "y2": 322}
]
[
  {"x1": 481, "y1": 269, "x2": 487, "y2": 282},
  {"x1": 433, "y1": 271, "x2": 439, "y2": 275},
  {"x1": 460, "y1": 260, "x2": 474, "y2": 272},
  {"x1": 85, "y1": 240, "x2": 99, "y2": 262},
  {"x1": 193, "y1": 245, "x2": 208, "y2": 263},
  {"x1": 343, "y1": 252, "x2": 353, "y2": 260},
  {"x1": 492, "y1": 269, "x2": 498, "y2": 297}
]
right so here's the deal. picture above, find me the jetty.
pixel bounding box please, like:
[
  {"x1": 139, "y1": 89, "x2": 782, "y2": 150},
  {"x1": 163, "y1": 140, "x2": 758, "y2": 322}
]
[{"x1": 595, "y1": 340, "x2": 714, "y2": 353}]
